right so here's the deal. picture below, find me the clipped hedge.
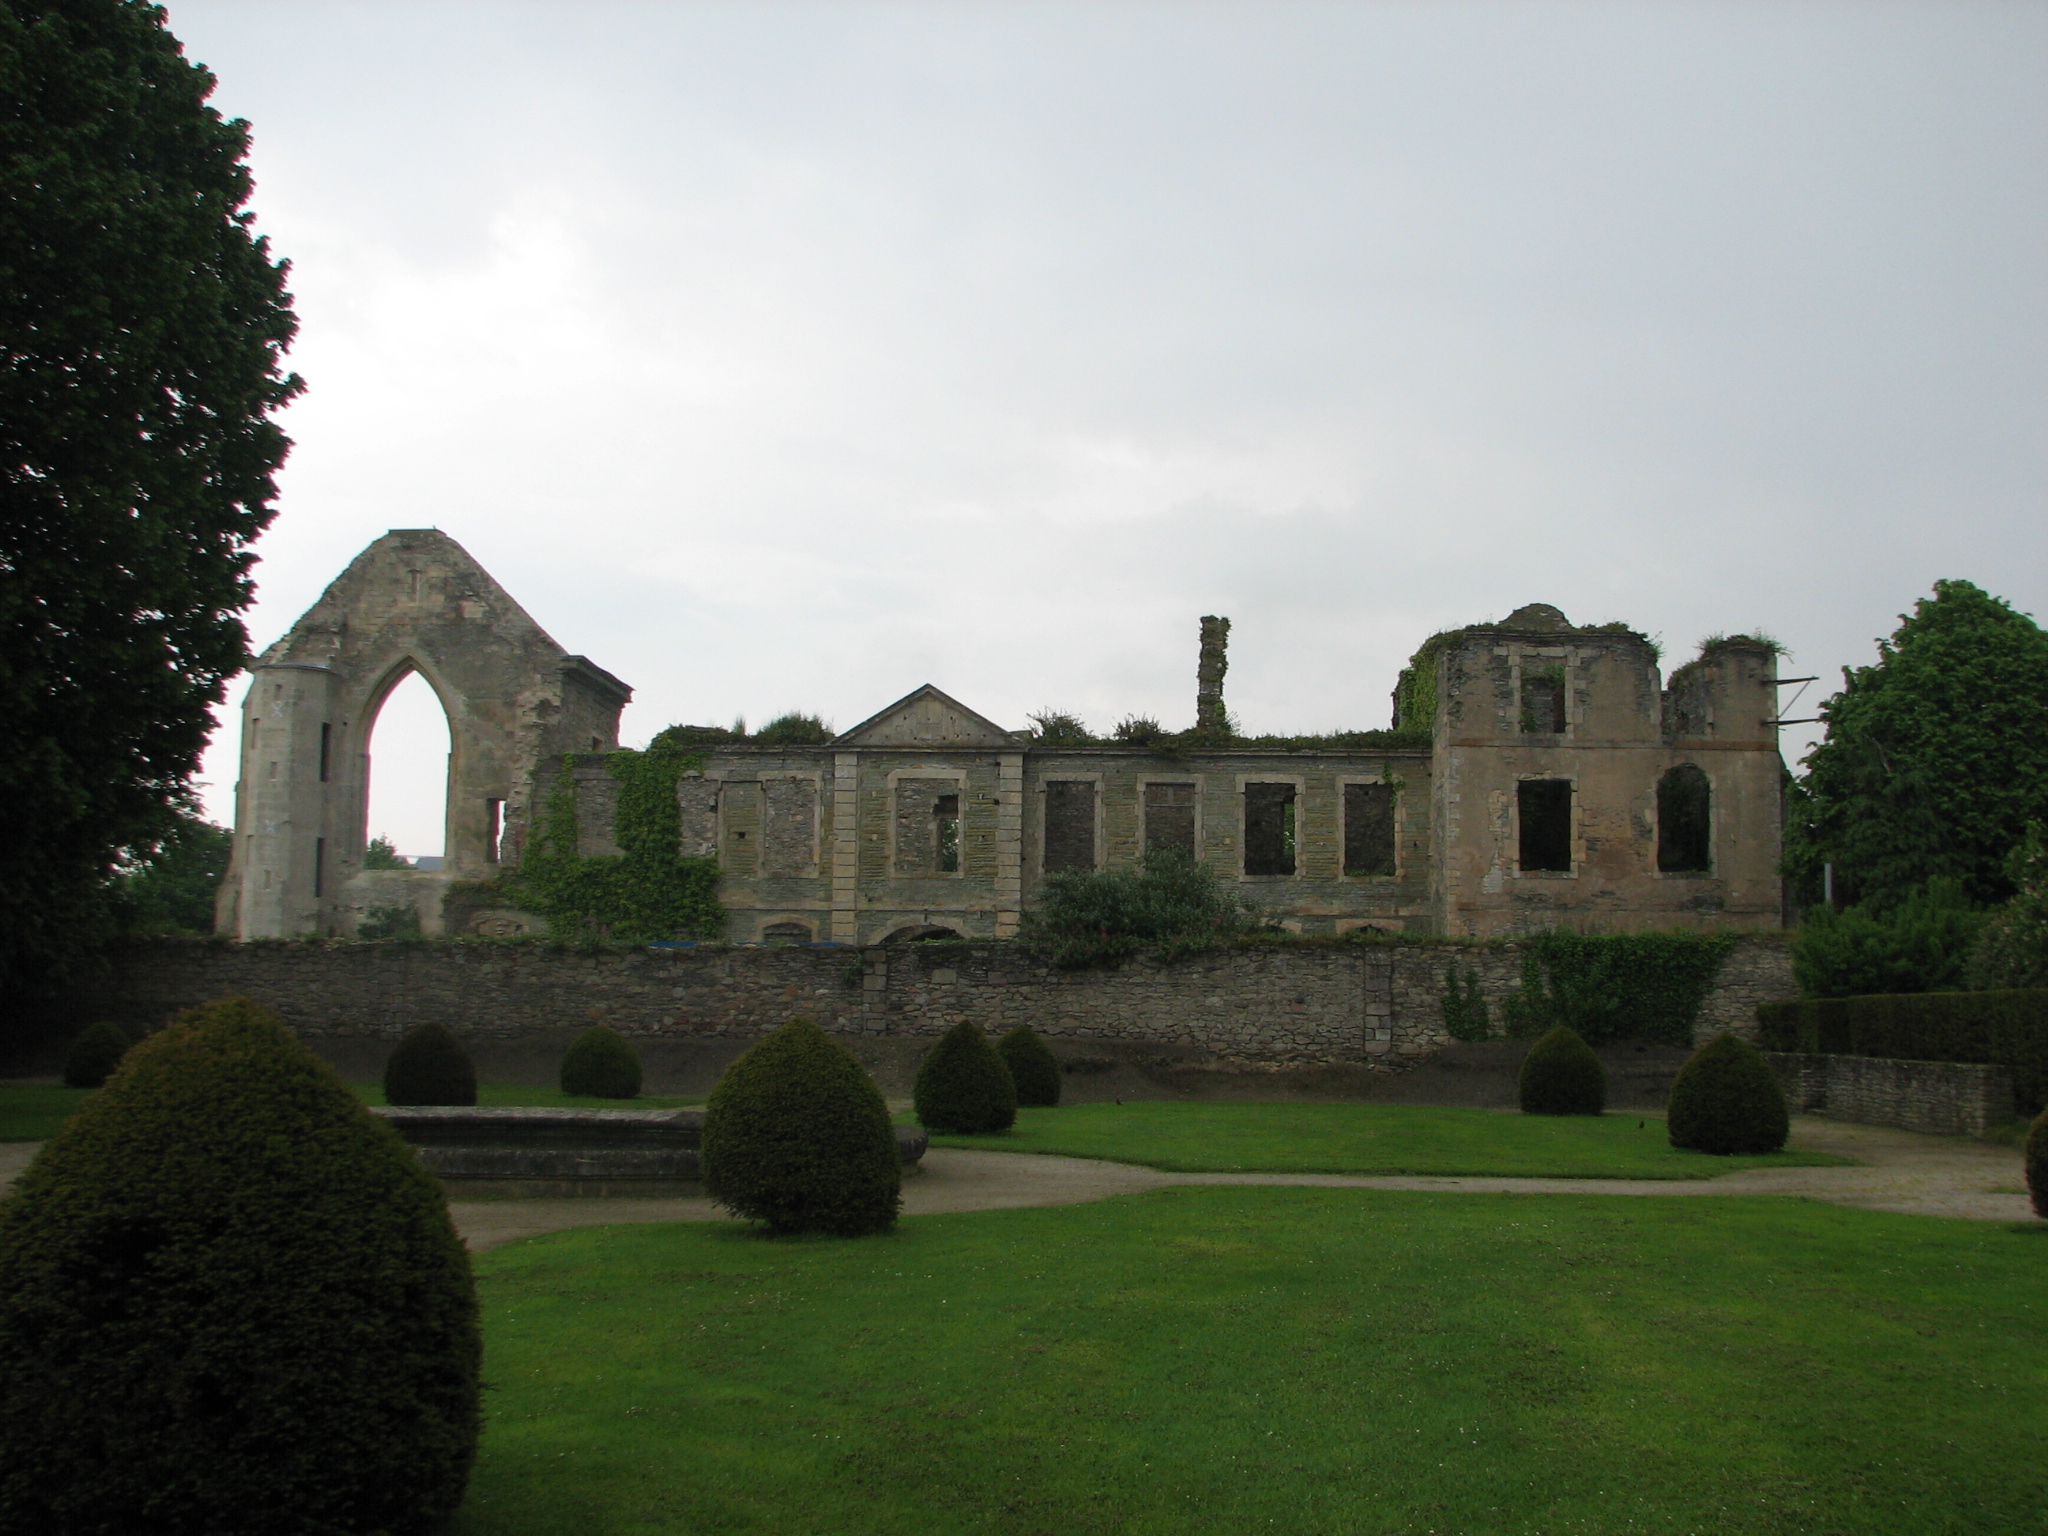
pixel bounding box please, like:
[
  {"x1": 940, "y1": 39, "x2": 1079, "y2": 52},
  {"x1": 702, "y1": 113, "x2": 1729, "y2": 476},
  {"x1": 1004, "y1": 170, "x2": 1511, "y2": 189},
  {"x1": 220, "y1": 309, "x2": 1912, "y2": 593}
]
[
  {"x1": 998, "y1": 1025, "x2": 1062, "y2": 1107},
  {"x1": 914, "y1": 1022, "x2": 1017, "y2": 1134},
  {"x1": 700, "y1": 1017, "x2": 899, "y2": 1236},
  {"x1": 61, "y1": 1021, "x2": 131, "y2": 1088},
  {"x1": 0, "y1": 996, "x2": 479, "y2": 1534},
  {"x1": 2027, "y1": 1110, "x2": 2046, "y2": 1220},
  {"x1": 560, "y1": 1026, "x2": 642, "y2": 1099},
  {"x1": 1755, "y1": 989, "x2": 2048, "y2": 1116},
  {"x1": 1668, "y1": 1032, "x2": 1789, "y2": 1154},
  {"x1": 1517, "y1": 1026, "x2": 1607, "y2": 1115},
  {"x1": 384, "y1": 1023, "x2": 478, "y2": 1106}
]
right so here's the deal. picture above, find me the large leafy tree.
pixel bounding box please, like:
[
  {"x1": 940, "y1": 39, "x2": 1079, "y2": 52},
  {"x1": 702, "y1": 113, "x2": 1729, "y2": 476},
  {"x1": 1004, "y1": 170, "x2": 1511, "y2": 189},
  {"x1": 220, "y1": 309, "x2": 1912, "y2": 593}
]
[
  {"x1": 1785, "y1": 581, "x2": 2048, "y2": 910},
  {"x1": 0, "y1": 1, "x2": 298, "y2": 1008}
]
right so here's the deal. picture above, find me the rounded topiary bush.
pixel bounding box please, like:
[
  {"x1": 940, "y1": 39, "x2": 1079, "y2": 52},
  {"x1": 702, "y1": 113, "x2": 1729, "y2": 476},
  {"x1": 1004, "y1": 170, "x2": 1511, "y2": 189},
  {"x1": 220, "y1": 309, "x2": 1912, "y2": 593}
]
[
  {"x1": 0, "y1": 995, "x2": 480, "y2": 1535},
  {"x1": 560, "y1": 1026, "x2": 642, "y2": 1099},
  {"x1": 62, "y1": 1021, "x2": 131, "y2": 1089},
  {"x1": 914, "y1": 1021, "x2": 1018, "y2": 1134},
  {"x1": 1667, "y1": 1031, "x2": 1790, "y2": 1154},
  {"x1": 701, "y1": 1017, "x2": 900, "y2": 1236},
  {"x1": 2027, "y1": 1108, "x2": 2047, "y2": 1220},
  {"x1": 998, "y1": 1025, "x2": 1062, "y2": 1108},
  {"x1": 384, "y1": 1022, "x2": 477, "y2": 1106},
  {"x1": 1517, "y1": 1025, "x2": 1607, "y2": 1115}
]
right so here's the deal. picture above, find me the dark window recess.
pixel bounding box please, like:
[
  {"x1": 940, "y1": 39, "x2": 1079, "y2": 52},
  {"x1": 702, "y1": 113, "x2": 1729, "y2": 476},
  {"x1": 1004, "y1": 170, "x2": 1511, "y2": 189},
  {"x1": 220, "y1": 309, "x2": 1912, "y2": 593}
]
[
  {"x1": 762, "y1": 921, "x2": 812, "y2": 944},
  {"x1": 1518, "y1": 780, "x2": 1573, "y2": 872},
  {"x1": 313, "y1": 836, "x2": 326, "y2": 897},
  {"x1": 935, "y1": 794, "x2": 961, "y2": 873},
  {"x1": 1343, "y1": 782, "x2": 1397, "y2": 876},
  {"x1": 318, "y1": 722, "x2": 332, "y2": 783},
  {"x1": 1043, "y1": 781, "x2": 1097, "y2": 873},
  {"x1": 1144, "y1": 782, "x2": 1197, "y2": 859},
  {"x1": 486, "y1": 798, "x2": 504, "y2": 863},
  {"x1": 1520, "y1": 669, "x2": 1567, "y2": 734},
  {"x1": 1244, "y1": 783, "x2": 1297, "y2": 876},
  {"x1": 1656, "y1": 764, "x2": 1712, "y2": 873}
]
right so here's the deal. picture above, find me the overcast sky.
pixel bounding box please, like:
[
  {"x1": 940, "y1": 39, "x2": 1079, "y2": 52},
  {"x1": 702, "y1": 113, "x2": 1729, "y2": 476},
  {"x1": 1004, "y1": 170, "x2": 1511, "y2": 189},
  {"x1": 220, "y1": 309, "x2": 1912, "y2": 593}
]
[{"x1": 167, "y1": 1, "x2": 2047, "y2": 858}]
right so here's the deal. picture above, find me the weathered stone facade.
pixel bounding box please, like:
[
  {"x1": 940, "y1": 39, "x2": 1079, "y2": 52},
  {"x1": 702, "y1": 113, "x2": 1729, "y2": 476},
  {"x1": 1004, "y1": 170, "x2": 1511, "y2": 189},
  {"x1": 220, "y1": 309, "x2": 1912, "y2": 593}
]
[
  {"x1": 92, "y1": 934, "x2": 1793, "y2": 1064},
  {"x1": 1764, "y1": 1052, "x2": 2016, "y2": 1138},
  {"x1": 217, "y1": 539, "x2": 1790, "y2": 944}
]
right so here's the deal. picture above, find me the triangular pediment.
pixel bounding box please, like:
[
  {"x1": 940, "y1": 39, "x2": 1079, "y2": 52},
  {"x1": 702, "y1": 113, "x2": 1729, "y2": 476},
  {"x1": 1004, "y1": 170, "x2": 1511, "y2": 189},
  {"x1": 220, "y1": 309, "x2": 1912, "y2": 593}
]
[{"x1": 836, "y1": 685, "x2": 1018, "y2": 748}]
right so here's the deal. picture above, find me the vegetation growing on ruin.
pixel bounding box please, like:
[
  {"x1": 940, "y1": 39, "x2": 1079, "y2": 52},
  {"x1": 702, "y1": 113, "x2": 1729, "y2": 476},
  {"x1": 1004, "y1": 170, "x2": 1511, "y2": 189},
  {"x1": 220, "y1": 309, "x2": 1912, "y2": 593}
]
[
  {"x1": 1501, "y1": 931, "x2": 1736, "y2": 1046},
  {"x1": 508, "y1": 742, "x2": 724, "y2": 942},
  {"x1": 1440, "y1": 965, "x2": 1492, "y2": 1041},
  {"x1": 1022, "y1": 849, "x2": 1258, "y2": 968}
]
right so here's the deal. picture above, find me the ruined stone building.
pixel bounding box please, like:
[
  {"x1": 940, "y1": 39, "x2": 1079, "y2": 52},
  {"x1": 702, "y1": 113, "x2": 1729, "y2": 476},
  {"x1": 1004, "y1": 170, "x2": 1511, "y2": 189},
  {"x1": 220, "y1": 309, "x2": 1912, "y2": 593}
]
[{"x1": 217, "y1": 530, "x2": 1790, "y2": 944}]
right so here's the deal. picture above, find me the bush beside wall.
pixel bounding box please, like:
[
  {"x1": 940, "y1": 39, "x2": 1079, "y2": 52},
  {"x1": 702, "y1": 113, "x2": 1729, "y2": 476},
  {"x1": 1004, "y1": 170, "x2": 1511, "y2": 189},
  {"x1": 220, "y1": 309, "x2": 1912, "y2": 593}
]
[{"x1": 1756, "y1": 989, "x2": 2048, "y2": 1116}]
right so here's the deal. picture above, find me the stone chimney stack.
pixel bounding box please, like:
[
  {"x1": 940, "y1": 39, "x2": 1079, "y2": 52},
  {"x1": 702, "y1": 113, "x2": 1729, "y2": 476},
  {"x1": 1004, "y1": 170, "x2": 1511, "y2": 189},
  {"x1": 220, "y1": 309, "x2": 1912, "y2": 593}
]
[{"x1": 1197, "y1": 615, "x2": 1231, "y2": 732}]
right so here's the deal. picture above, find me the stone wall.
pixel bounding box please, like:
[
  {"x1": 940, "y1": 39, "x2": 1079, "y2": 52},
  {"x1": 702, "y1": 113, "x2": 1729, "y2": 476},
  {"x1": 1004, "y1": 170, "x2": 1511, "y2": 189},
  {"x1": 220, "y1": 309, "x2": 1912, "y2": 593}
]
[
  {"x1": 1764, "y1": 1052, "x2": 2015, "y2": 1138},
  {"x1": 89, "y1": 934, "x2": 1794, "y2": 1066}
]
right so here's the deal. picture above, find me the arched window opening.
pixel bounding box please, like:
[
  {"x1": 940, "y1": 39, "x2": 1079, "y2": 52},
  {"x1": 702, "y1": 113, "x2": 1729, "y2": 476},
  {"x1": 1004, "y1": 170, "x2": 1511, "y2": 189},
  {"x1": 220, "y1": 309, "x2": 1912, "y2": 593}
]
[
  {"x1": 365, "y1": 669, "x2": 452, "y2": 868},
  {"x1": 1657, "y1": 764, "x2": 1712, "y2": 873}
]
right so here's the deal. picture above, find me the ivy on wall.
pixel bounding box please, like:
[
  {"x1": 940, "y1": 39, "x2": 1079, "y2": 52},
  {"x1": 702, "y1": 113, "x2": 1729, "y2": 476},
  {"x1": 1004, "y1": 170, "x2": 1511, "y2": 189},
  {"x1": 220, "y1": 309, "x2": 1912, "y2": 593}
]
[
  {"x1": 1502, "y1": 931, "x2": 1736, "y2": 1046},
  {"x1": 506, "y1": 742, "x2": 724, "y2": 942}
]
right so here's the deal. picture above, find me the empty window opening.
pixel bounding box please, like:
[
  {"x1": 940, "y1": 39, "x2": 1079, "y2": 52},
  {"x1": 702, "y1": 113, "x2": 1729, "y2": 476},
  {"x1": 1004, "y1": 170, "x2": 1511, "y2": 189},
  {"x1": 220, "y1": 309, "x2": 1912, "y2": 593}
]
[
  {"x1": 1144, "y1": 782, "x2": 1197, "y2": 860},
  {"x1": 318, "y1": 722, "x2": 332, "y2": 783},
  {"x1": 314, "y1": 836, "x2": 326, "y2": 898},
  {"x1": 485, "y1": 798, "x2": 504, "y2": 863},
  {"x1": 935, "y1": 794, "x2": 961, "y2": 873},
  {"x1": 762, "y1": 921, "x2": 812, "y2": 945},
  {"x1": 1518, "y1": 780, "x2": 1573, "y2": 872},
  {"x1": 895, "y1": 779, "x2": 962, "y2": 875},
  {"x1": 1244, "y1": 783, "x2": 1297, "y2": 876},
  {"x1": 1043, "y1": 781, "x2": 1097, "y2": 873},
  {"x1": 1657, "y1": 764, "x2": 1712, "y2": 873},
  {"x1": 1344, "y1": 783, "x2": 1397, "y2": 877},
  {"x1": 365, "y1": 669, "x2": 451, "y2": 865},
  {"x1": 1520, "y1": 667, "x2": 1567, "y2": 734}
]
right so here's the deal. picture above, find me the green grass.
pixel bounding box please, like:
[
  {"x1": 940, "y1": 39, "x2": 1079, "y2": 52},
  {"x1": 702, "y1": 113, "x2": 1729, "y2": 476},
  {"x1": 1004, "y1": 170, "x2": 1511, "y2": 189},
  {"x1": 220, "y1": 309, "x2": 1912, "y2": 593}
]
[
  {"x1": 910, "y1": 1101, "x2": 1848, "y2": 1179},
  {"x1": 0, "y1": 1085, "x2": 94, "y2": 1141},
  {"x1": 458, "y1": 1190, "x2": 2048, "y2": 1535}
]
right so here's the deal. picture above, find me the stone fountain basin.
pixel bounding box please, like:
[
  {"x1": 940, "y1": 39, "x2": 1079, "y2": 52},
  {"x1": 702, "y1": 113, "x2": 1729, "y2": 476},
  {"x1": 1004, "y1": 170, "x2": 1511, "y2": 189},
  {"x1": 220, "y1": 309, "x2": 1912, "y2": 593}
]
[{"x1": 372, "y1": 1106, "x2": 928, "y2": 1197}]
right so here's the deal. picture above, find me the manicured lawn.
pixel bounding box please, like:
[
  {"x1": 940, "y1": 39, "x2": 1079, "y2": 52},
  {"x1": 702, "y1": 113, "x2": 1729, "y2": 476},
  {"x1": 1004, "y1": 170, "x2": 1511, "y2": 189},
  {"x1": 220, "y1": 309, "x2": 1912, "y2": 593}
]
[
  {"x1": 0, "y1": 1085, "x2": 93, "y2": 1141},
  {"x1": 912, "y1": 1101, "x2": 1848, "y2": 1179},
  {"x1": 458, "y1": 1190, "x2": 2048, "y2": 1535}
]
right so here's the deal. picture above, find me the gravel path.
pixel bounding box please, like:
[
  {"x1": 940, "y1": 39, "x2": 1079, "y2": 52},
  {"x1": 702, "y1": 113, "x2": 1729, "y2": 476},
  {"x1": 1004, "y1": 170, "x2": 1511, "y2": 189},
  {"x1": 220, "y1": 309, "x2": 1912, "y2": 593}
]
[{"x1": 1, "y1": 1118, "x2": 2028, "y2": 1253}]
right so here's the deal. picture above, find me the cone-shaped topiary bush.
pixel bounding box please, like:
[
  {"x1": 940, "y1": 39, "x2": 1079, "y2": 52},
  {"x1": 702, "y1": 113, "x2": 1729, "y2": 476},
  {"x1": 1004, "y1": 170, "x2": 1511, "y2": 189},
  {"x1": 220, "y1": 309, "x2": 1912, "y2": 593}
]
[
  {"x1": 384, "y1": 1022, "x2": 477, "y2": 1106},
  {"x1": 62, "y1": 1020, "x2": 131, "y2": 1088},
  {"x1": 0, "y1": 995, "x2": 480, "y2": 1535},
  {"x1": 998, "y1": 1025, "x2": 1062, "y2": 1107},
  {"x1": 2027, "y1": 1109, "x2": 2047, "y2": 1220},
  {"x1": 560, "y1": 1025, "x2": 643, "y2": 1099},
  {"x1": 915, "y1": 1021, "x2": 1018, "y2": 1133},
  {"x1": 1517, "y1": 1025, "x2": 1607, "y2": 1115},
  {"x1": 701, "y1": 1017, "x2": 900, "y2": 1236},
  {"x1": 1667, "y1": 1032, "x2": 1790, "y2": 1154}
]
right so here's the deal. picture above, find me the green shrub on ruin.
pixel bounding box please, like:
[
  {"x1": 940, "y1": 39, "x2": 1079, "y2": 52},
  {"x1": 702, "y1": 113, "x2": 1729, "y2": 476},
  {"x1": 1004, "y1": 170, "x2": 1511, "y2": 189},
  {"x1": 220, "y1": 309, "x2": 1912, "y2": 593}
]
[
  {"x1": 1441, "y1": 966, "x2": 1492, "y2": 1042},
  {"x1": 559, "y1": 1025, "x2": 642, "y2": 1099},
  {"x1": 2027, "y1": 1109, "x2": 2047, "y2": 1220},
  {"x1": 998, "y1": 1025, "x2": 1062, "y2": 1107},
  {"x1": 1022, "y1": 849, "x2": 1256, "y2": 969},
  {"x1": 1517, "y1": 1026, "x2": 1607, "y2": 1116},
  {"x1": 701, "y1": 1018, "x2": 900, "y2": 1236},
  {"x1": 0, "y1": 996, "x2": 480, "y2": 1534},
  {"x1": 61, "y1": 1020, "x2": 131, "y2": 1088},
  {"x1": 384, "y1": 1023, "x2": 477, "y2": 1106},
  {"x1": 914, "y1": 1022, "x2": 1018, "y2": 1133},
  {"x1": 1667, "y1": 1032, "x2": 1789, "y2": 1155}
]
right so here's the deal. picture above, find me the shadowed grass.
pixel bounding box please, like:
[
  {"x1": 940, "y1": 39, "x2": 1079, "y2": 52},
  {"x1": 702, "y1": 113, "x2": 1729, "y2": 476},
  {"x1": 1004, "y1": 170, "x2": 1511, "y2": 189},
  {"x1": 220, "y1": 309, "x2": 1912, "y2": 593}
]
[
  {"x1": 456, "y1": 1189, "x2": 2048, "y2": 1535},
  {"x1": 910, "y1": 1100, "x2": 1846, "y2": 1179},
  {"x1": 0, "y1": 1085, "x2": 94, "y2": 1141}
]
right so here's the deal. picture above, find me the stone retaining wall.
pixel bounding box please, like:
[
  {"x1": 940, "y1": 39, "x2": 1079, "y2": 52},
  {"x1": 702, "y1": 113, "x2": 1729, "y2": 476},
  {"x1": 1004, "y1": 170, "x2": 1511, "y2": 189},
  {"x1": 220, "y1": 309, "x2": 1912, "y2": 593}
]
[
  {"x1": 88, "y1": 935, "x2": 1795, "y2": 1066},
  {"x1": 1764, "y1": 1052, "x2": 2014, "y2": 1138}
]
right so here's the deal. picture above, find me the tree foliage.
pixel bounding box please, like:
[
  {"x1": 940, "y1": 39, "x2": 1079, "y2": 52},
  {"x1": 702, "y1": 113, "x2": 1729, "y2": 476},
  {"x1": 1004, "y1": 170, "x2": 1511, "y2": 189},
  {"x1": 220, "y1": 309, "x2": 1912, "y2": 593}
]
[
  {"x1": 1785, "y1": 581, "x2": 2048, "y2": 910},
  {"x1": 1968, "y1": 823, "x2": 2048, "y2": 992},
  {"x1": 61, "y1": 1019, "x2": 128, "y2": 1088},
  {"x1": 1791, "y1": 878, "x2": 1987, "y2": 998},
  {"x1": 0, "y1": 996, "x2": 479, "y2": 1534},
  {"x1": 108, "y1": 810, "x2": 230, "y2": 935},
  {"x1": 0, "y1": 1, "x2": 300, "y2": 1010},
  {"x1": 362, "y1": 835, "x2": 410, "y2": 871}
]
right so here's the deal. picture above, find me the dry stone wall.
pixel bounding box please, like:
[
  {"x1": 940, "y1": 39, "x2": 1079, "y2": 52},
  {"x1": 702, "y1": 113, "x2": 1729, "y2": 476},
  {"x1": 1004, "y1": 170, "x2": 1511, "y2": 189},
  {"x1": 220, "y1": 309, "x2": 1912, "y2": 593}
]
[
  {"x1": 1765, "y1": 1052, "x2": 2014, "y2": 1138},
  {"x1": 93, "y1": 935, "x2": 1793, "y2": 1065}
]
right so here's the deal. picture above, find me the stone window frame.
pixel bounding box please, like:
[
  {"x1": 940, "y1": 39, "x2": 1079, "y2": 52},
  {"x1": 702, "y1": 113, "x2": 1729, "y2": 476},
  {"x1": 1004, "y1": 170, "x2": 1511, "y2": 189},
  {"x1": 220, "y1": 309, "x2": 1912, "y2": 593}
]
[
  {"x1": 713, "y1": 775, "x2": 763, "y2": 875},
  {"x1": 1139, "y1": 775, "x2": 1204, "y2": 866},
  {"x1": 884, "y1": 765, "x2": 971, "y2": 880},
  {"x1": 1511, "y1": 771, "x2": 1580, "y2": 879},
  {"x1": 758, "y1": 917, "x2": 818, "y2": 944},
  {"x1": 1233, "y1": 772, "x2": 1306, "y2": 882},
  {"x1": 1335, "y1": 773, "x2": 1401, "y2": 880},
  {"x1": 1033, "y1": 771, "x2": 1105, "y2": 876},
  {"x1": 1651, "y1": 761, "x2": 1716, "y2": 880},
  {"x1": 1509, "y1": 644, "x2": 1576, "y2": 739},
  {"x1": 757, "y1": 771, "x2": 825, "y2": 877}
]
